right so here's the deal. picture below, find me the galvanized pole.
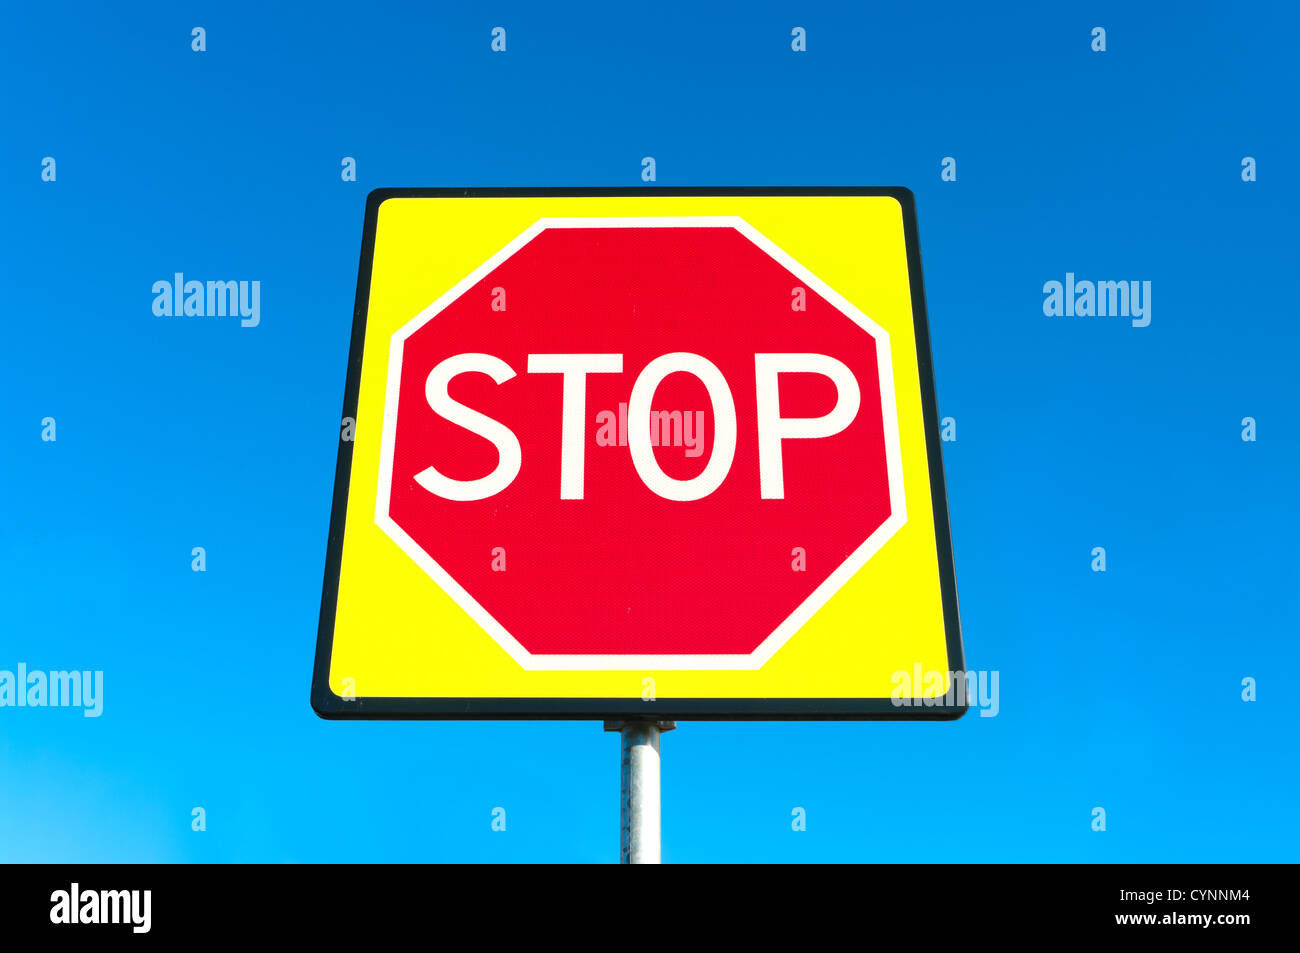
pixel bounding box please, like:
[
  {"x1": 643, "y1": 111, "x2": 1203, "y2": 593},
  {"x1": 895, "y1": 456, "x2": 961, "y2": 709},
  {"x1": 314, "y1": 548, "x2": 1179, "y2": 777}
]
[{"x1": 605, "y1": 719, "x2": 675, "y2": 863}]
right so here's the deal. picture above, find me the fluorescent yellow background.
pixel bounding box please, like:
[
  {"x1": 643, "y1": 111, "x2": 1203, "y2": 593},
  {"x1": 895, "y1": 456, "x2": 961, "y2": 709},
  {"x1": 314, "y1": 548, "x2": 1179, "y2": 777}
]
[{"x1": 329, "y1": 195, "x2": 951, "y2": 699}]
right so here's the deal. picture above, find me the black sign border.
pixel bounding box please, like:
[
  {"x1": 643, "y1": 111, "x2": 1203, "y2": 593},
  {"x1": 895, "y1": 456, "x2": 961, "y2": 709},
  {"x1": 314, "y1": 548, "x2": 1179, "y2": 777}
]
[{"x1": 311, "y1": 187, "x2": 966, "y2": 720}]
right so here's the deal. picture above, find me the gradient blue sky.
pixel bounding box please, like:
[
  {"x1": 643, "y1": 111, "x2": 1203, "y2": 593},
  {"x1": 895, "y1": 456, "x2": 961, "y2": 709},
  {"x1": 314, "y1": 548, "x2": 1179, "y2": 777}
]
[{"x1": 2, "y1": 1, "x2": 1297, "y2": 862}]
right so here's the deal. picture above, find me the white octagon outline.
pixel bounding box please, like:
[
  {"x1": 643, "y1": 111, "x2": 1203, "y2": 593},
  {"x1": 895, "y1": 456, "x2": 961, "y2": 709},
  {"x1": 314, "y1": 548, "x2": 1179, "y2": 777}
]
[{"x1": 375, "y1": 217, "x2": 907, "y2": 670}]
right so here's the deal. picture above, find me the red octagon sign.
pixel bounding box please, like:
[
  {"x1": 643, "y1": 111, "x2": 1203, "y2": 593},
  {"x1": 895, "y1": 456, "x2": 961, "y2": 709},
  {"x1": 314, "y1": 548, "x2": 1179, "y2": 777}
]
[{"x1": 375, "y1": 217, "x2": 905, "y2": 670}]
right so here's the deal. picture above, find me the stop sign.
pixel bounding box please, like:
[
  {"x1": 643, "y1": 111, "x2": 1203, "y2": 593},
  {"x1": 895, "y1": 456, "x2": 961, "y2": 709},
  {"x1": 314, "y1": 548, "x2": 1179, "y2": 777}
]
[{"x1": 375, "y1": 217, "x2": 905, "y2": 669}]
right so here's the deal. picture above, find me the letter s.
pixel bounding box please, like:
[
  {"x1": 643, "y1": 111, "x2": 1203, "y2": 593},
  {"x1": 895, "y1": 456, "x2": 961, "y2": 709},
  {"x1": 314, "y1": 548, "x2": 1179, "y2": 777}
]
[{"x1": 414, "y1": 354, "x2": 521, "y2": 500}]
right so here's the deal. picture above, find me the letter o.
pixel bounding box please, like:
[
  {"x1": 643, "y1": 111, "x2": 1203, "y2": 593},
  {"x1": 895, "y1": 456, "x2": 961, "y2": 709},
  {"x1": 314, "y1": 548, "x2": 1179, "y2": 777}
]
[{"x1": 627, "y1": 353, "x2": 736, "y2": 500}]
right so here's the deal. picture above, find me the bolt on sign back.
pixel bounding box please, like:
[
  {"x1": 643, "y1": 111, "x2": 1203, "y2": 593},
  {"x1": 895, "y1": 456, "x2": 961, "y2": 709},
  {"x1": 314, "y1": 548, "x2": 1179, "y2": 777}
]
[{"x1": 312, "y1": 188, "x2": 964, "y2": 719}]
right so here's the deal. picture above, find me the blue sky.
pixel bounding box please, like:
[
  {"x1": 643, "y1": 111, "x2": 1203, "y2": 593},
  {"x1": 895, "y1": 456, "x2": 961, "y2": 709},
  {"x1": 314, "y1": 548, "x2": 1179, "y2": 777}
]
[{"x1": 1, "y1": 1, "x2": 1296, "y2": 862}]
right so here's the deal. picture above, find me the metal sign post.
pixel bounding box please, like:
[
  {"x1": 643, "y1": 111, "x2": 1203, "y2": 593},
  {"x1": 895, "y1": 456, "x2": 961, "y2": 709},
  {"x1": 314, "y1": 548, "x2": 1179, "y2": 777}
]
[{"x1": 605, "y1": 720, "x2": 675, "y2": 864}]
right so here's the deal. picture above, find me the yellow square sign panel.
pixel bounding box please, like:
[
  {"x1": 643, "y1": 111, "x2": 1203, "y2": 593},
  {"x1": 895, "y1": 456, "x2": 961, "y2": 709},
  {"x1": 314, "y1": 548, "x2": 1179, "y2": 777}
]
[{"x1": 311, "y1": 188, "x2": 964, "y2": 719}]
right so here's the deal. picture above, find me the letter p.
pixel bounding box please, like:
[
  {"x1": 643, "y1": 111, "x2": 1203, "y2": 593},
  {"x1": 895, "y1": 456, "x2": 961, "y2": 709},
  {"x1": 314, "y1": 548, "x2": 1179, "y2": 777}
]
[{"x1": 754, "y1": 354, "x2": 861, "y2": 499}]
